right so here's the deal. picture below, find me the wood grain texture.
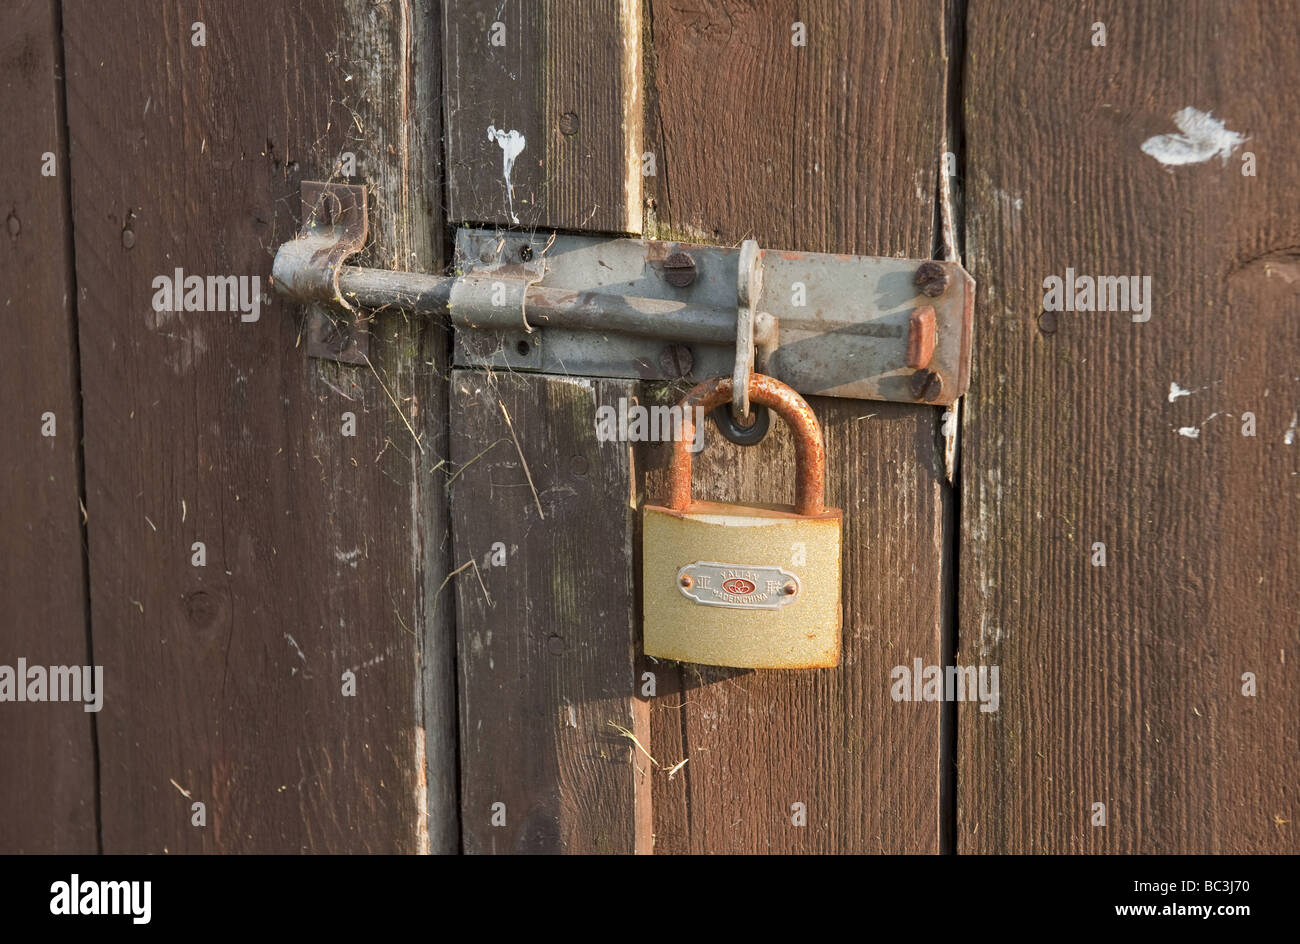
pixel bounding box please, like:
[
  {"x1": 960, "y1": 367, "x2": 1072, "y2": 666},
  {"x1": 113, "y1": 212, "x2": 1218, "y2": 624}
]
[
  {"x1": 0, "y1": 0, "x2": 98, "y2": 854},
  {"x1": 450, "y1": 372, "x2": 650, "y2": 853},
  {"x1": 62, "y1": 0, "x2": 455, "y2": 852},
  {"x1": 443, "y1": 0, "x2": 641, "y2": 232},
  {"x1": 959, "y1": 0, "x2": 1300, "y2": 853},
  {"x1": 644, "y1": 0, "x2": 950, "y2": 853}
]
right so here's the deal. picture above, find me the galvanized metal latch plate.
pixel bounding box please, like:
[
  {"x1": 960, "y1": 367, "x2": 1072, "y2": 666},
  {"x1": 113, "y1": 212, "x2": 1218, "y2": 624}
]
[
  {"x1": 452, "y1": 230, "x2": 973, "y2": 404},
  {"x1": 271, "y1": 182, "x2": 974, "y2": 404}
]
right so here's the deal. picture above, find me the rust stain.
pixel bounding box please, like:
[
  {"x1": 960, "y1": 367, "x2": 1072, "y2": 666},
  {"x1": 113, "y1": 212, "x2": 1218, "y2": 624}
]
[
  {"x1": 665, "y1": 374, "x2": 827, "y2": 517},
  {"x1": 906, "y1": 305, "x2": 937, "y2": 369}
]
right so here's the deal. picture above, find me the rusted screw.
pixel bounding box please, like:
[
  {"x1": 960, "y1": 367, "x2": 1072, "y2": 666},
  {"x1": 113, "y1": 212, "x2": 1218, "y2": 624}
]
[
  {"x1": 1037, "y1": 309, "x2": 1058, "y2": 335},
  {"x1": 557, "y1": 112, "x2": 579, "y2": 136},
  {"x1": 663, "y1": 251, "x2": 696, "y2": 287},
  {"x1": 782, "y1": 582, "x2": 798, "y2": 596},
  {"x1": 680, "y1": 575, "x2": 694, "y2": 589},
  {"x1": 914, "y1": 261, "x2": 949, "y2": 297},
  {"x1": 909, "y1": 368, "x2": 944, "y2": 402},
  {"x1": 519, "y1": 244, "x2": 534, "y2": 262},
  {"x1": 658, "y1": 343, "x2": 694, "y2": 378}
]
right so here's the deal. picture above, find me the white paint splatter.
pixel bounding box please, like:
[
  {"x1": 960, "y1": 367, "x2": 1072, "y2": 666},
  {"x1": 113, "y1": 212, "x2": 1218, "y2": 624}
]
[
  {"x1": 283, "y1": 634, "x2": 311, "y2": 678},
  {"x1": 1176, "y1": 412, "x2": 1228, "y2": 439},
  {"x1": 1285, "y1": 413, "x2": 1298, "y2": 445},
  {"x1": 335, "y1": 547, "x2": 362, "y2": 568},
  {"x1": 487, "y1": 125, "x2": 526, "y2": 224},
  {"x1": 1141, "y1": 107, "x2": 1245, "y2": 167},
  {"x1": 995, "y1": 188, "x2": 1024, "y2": 212},
  {"x1": 346, "y1": 653, "x2": 387, "y2": 674},
  {"x1": 1168, "y1": 382, "x2": 1193, "y2": 402}
]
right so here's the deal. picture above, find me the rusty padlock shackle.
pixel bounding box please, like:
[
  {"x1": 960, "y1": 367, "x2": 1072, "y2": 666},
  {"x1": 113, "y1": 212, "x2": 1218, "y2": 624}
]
[{"x1": 668, "y1": 374, "x2": 826, "y2": 517}]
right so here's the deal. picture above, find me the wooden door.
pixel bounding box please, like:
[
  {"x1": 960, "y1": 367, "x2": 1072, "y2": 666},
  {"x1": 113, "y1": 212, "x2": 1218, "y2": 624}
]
[
  {"x1": 958, "y1": 1, "x2": 1299, "y2": 854},
  {"x1": 444, "y1": 1, "x2": 951, "y2": 853},
  {"x1": 2, "y1": 0, "x2": 1294, "y2": 855}
]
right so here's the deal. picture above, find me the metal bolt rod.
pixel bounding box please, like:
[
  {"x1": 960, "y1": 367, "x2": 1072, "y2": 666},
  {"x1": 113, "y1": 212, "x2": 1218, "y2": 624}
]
[
  {"x1": 327, "y1": 264, "x2": 778, "y2": 347},
  {"x1": 334, "y1": 265, "x2": 455, "y2": 311}
]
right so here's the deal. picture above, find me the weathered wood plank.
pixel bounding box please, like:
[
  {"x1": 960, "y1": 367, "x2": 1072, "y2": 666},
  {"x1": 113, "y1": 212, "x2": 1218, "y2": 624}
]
[
  {"x1": 643, "y1": 0, "x2": 951, "y2": 853},
  {"x1": 62, "y1": 0, "x2": 454, "y2": 852},
  {"x1": 0, "y1": 0, "x2": 98, "y2": 854},
  {"x1": 443, "y1": 0, "x2": 641, "y2": 232},
  {"x1": 450, "y1": 371, "x2": 649, "y2": 853},
  {"x1": 959, "y1": 0, "x2": 1300, "y2": 853}
]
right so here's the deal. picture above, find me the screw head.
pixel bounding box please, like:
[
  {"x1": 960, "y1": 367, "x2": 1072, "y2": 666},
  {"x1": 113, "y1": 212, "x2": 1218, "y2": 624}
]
[
  {"x1": 909, "y1": 368, "x2": 944, "y2": 402},
  {"x1": 557, "y1": 111, "x2": 579, "y2": 136},
  {"x1": 1037, "y1": 309, "x2": 1058, "y2": 335},
  {"x1": 782, "y1": 582, "x2": 798, "y2": 596},
  {"x1": 914, "y1": 261, "x2": 949, "y2": 297},
  {"x1": 663, "y1": 251, "x2": 696, "y2": 287},
  {"x1": 519, "y1": 244, "x2": 534, "y2": 262},
  {"x1": 680, "y1": 575, "x2": 694, "y2": 589}
]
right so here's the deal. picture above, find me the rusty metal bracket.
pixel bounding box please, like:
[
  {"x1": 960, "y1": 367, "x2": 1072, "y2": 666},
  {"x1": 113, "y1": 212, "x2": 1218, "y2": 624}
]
[
  {"x1": 272, "y1": 181, "x2": 370, "y2": 364},
  {"x1": 271, "y1": 181, "x2": 975, "y2": 404}
]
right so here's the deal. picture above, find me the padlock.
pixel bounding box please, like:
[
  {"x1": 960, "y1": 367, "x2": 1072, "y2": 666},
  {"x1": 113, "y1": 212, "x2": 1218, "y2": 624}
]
[{"x1": 642, "y1": 374, "x2": 842, "y2": 668}]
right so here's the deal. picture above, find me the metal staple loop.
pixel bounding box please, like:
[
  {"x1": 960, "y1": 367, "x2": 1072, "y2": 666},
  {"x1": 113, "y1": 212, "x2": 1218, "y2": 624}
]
[
  {"x1": 732, "y1": 239, "x2": 763, "y2": 420},
  {"x1": 667, "y1": 374, "x2": 826, "y2": 517}
]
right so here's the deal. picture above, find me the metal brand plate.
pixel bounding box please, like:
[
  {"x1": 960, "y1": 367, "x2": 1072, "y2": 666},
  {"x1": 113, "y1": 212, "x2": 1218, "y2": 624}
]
[{"x1": 677, "y1": 562, "x2": 800, "y2": 610}]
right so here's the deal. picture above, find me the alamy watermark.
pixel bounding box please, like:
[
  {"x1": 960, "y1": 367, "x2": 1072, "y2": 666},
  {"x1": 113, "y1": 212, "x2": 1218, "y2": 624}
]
[
  {"x1": 595, "y1": 398, "x2": 706, "y2": 450},
  {"x1": 1042, "y1": 268, "x2": 1152, "y2": 323},
  {"x1": 50, "y1": 875, "x2": 150, "y2": 924},
  {"x1": 151, "y1": 269, "x2": 262, "y2": 322},
  {"x1": 891, "y1": 658, "x2": 999, "y2": 713},
  {"x1": 0, "y1": 659, "x2": 103, "y2": 712}
]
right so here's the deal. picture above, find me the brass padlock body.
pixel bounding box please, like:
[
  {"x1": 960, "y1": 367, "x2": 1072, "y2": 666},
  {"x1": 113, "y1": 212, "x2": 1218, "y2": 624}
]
[
  {"x1": 642, "y1": 375, "x2": 842, "y2": 669},
  {"x1": 643, "y1": 501, "x2": 841, "y2": 668}
]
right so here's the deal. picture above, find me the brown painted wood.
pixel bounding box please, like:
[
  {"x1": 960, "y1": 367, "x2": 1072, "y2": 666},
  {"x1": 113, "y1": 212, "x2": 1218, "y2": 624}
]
[
  {"x1": 959, "y1": 0, "x2": 1300, "y2": 853},
  {"x1": 443, "y1": 0, "x2": 641, "y2": 233},
  {"x1": 0, "y1": 0, "x2": 98, "y2": 854},
  {"x1": 641, "y1": 392, "x2": 947, "y2": 853},
  {"x1": 62, "y1": 0, "x2": 455, "y2": 852},
  {"x1": 643, "y1": 1, "x2": 951, "y2": 853},
  {"x1": 450, "y1": 372, "x2": 650, "y2": 853}
]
